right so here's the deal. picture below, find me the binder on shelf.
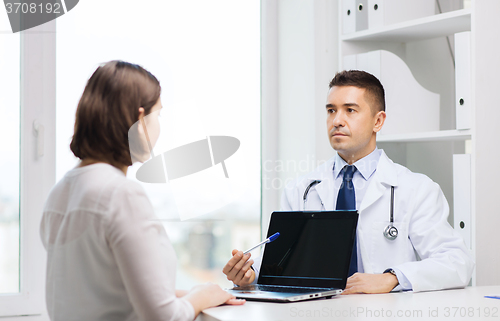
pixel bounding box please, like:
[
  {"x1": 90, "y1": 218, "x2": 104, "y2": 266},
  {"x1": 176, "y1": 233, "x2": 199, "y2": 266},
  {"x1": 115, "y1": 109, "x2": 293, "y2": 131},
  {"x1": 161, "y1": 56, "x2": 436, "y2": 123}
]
[
  {"x1": 367, "y1": 0, "x2": 435, "y2": 30},
  {"x1": 356, "y1": 1, "x2": 368, "y2": 32},
  {"x1": 455, "y1": 31, "x2": 472, "y2": 130},
  {"x1": 343, "y1": 50, "x2": 440, "y2": 135},
  {"x1": 342, "y1": 0, "x2": 356, "y2": 34},
  {"x1": 453, "y1": 154, "x2": 471, "y2": 250}
]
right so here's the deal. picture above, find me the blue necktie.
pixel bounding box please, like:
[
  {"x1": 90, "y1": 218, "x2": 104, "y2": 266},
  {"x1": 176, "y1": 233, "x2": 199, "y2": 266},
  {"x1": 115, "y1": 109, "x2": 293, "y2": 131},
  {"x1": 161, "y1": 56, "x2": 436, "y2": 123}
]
[{"x1": 336, "y1": 165, "x2": 357, "y2": 277}]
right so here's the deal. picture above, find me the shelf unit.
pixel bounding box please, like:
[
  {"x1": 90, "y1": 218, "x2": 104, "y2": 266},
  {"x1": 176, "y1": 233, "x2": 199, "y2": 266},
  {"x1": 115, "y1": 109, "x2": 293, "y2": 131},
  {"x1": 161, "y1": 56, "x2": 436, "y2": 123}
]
[
  {"x1": 341, "y1": 8, "x2": 471, "y2": 42},
  {"x1": 339, "y1": 0, "x2": 500, "y2": 287},
  {"x1": 338, "y1": 1, "x2": 479, "y2": 283},
  {"x1": 338, "y1": 4, "x2": 472, "y2": 183},
  {"x1": 377, "y1": 129, "x2": 471, "y2": 143}
]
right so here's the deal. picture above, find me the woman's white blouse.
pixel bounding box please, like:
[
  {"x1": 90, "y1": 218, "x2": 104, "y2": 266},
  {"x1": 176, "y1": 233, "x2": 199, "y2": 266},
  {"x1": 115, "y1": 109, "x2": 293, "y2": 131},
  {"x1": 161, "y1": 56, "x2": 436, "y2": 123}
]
[{"x1": 40, "y1": 163, "x2": 194, "y2": 321}]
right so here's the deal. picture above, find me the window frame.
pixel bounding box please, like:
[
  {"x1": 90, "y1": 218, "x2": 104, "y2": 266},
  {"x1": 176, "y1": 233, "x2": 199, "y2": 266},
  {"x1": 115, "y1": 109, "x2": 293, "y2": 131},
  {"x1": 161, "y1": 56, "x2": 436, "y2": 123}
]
[{"x1": 0, "y1": 20, "x2": 55, "y2": 318}]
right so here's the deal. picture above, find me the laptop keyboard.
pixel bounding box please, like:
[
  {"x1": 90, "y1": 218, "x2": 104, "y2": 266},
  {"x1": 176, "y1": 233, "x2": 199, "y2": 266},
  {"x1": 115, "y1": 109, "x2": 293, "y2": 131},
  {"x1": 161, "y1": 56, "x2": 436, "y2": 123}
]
[{"x1": 256, "y1": 285, "x2": 329, "y2": 293}]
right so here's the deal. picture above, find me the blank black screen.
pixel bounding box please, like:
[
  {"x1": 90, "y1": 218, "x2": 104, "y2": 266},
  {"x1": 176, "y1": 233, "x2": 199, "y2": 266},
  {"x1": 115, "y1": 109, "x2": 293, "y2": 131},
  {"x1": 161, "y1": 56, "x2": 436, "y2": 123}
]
[{"x1": 258, "y1": 211, "x2": 358, "y2": 289}]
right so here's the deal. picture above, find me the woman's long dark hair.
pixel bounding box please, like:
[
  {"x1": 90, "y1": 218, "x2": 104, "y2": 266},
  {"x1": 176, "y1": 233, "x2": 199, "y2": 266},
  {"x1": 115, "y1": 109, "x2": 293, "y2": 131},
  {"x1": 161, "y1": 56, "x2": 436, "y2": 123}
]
[{"x1": 70, "y1": 61, "x2": 161, "y2": 167}]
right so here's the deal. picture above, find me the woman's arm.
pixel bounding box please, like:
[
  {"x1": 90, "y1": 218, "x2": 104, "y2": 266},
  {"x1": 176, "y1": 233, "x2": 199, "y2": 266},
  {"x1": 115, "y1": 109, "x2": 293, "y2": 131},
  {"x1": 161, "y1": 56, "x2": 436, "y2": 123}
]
[
  {"x1": 175, "y1": 290, "x2": 188, "y2": 298},
  {"x1": 106, "y1": 182, "x2": 242, "y2": 320}
]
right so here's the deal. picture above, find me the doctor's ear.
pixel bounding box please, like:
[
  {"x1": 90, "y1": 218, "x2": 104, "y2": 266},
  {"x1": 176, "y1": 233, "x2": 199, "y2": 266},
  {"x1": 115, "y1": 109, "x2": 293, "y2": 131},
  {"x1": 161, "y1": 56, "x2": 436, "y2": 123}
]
[{"x1": 373, "y1": 111, "x2": 386, "y2": 133}]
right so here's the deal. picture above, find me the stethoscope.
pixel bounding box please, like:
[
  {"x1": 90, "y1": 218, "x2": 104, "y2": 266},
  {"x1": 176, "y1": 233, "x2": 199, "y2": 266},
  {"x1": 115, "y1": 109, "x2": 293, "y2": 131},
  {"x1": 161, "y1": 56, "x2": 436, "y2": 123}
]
[
  {"x1": 302, "y1": 180, "x2": 322, "y2": 211},
  {"x1": 303, "y1": 180, "x2": 398, "y2": 240},
  {"x1": 383, "y1": 186, "x2": 398, "y2": 240}
]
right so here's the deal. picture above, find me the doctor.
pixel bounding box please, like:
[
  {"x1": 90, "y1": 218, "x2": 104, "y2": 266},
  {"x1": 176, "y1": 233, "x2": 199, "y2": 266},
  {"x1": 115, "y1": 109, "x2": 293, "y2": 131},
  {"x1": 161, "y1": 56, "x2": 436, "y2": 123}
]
[{"x1": 223, "y1": 70, "x2": 474, "y2": 294}]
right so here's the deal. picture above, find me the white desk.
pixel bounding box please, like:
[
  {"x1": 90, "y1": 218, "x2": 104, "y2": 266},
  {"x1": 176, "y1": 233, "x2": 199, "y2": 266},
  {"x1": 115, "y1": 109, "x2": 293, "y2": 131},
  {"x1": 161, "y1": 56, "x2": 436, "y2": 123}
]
[{"x1": 199, "y1": 286, "x2": 500, "y2": 321}]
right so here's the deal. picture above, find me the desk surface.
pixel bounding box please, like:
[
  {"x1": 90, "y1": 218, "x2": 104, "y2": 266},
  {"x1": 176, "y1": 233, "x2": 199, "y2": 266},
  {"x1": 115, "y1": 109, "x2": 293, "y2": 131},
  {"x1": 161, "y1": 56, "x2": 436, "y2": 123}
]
[{"x1": 199, "y1": 286, "x2": 500, "y2": 321}]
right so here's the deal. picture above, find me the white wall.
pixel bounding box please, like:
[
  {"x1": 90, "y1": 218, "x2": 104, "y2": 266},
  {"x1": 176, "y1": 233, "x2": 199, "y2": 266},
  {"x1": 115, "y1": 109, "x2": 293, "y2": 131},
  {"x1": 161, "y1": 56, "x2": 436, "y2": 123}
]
[
  {"x1": 261, "y1": 0, "x2": 338, "y2": 235},
  {"x1": 473, "y1": 0, "x2": 500, "y2": 286}
]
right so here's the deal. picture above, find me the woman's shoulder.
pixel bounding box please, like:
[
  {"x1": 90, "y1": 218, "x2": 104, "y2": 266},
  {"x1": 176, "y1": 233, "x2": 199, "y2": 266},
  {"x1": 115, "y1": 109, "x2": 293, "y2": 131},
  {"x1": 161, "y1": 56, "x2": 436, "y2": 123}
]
[
  {"x1": 46, "y1": 163, "x2": 146, "y2": 215},
  {"x1": 86, "y1": 164, "x2": 148, "y2": 210}
]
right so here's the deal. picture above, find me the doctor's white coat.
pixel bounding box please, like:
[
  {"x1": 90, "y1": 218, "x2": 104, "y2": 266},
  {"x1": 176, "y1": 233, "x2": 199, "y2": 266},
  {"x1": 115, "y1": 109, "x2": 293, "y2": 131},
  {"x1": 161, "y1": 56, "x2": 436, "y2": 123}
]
[{"x1": 275, "y1": 150, "x2": 474, "y2": 292}]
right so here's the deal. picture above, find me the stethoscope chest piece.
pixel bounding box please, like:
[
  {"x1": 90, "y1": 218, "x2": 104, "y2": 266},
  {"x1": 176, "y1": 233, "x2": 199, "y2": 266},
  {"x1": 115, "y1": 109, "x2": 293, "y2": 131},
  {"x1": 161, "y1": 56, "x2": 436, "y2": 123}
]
[
  {"x1": 383, "y1": 185, "x2": 398, "y2": 240},
  {"x1": 384, "y1": 224, "x2": 398, "y2": 240}
]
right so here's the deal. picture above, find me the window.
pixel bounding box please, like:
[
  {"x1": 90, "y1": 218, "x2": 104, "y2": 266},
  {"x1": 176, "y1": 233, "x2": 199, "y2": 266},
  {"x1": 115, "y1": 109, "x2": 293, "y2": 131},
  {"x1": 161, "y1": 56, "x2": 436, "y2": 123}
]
[
  {"x1": 0, "y1": 15, "x2": 55, "y2": 318},
  {"x1": 0, "y1": 15, "x2": 20, "y2": 295},
  {"x1": 56, "y1": 0, "x2": 260, "y2": 289}
]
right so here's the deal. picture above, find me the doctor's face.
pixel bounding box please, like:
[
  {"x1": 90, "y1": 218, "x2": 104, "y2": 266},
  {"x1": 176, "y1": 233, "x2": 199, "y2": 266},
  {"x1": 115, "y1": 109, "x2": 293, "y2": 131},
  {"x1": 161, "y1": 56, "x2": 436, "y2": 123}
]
[{"x1": 326, "y1": 86, "x2": 386, "y2": 163}]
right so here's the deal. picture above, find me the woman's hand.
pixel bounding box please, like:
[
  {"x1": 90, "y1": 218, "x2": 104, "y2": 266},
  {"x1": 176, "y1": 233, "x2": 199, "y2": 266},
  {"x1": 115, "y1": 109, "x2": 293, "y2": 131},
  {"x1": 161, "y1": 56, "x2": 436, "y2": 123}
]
[{"x1": 184, "y1": 283, "x2": 245, "y2": 317}]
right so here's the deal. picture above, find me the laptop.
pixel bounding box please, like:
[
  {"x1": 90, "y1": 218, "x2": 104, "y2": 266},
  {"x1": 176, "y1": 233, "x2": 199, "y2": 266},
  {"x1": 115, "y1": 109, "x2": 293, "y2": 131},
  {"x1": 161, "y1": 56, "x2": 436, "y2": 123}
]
[{"x1": 227, "y1": 210, "x2": 358, "y2": 302}]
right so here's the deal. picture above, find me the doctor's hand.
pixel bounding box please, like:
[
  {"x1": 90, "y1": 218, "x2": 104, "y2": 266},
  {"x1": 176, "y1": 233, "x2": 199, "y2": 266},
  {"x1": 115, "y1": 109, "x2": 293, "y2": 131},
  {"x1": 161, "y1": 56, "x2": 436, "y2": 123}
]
[
  {"x1": 342, "y1": 273, "x2": 399, "y2": 295},
  {"x1": 222, "y1": 249, "x2": 255, "y2": 286}
]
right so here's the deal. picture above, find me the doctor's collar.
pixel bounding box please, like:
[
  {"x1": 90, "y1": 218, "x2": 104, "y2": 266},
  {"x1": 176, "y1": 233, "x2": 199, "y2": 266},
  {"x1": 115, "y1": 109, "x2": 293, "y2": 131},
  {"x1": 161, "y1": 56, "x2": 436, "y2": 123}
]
[{"x1": 333, "y1": 148, "x2": 381, "y2": 181}]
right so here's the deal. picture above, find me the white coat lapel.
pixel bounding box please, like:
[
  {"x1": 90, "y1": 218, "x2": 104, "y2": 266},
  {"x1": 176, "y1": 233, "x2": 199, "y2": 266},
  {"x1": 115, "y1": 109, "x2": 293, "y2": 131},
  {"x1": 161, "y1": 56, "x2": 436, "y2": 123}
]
[{"x1": 359, "y1": 151, "x2": 398, "y2": 213}]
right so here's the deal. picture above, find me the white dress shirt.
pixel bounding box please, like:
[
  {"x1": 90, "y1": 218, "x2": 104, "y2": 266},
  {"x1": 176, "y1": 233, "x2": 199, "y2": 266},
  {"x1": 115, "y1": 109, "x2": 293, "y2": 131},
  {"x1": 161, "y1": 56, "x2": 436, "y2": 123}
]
[{"x1": 40, "y1": 163, "x2": 194, "y2": 321}]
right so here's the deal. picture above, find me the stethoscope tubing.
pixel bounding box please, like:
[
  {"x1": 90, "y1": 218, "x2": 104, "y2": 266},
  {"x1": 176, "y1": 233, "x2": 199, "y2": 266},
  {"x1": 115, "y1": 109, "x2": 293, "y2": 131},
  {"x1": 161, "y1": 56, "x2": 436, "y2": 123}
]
[
  {"x1": 390, "y1": 185, "x2": 395, "y2": 224},
  {"x1": 302, "y1": 180, "x2": 322, "y2": 211},
  {"x1": 303, "y1": 180, "x2": 398, "y2": 240}
]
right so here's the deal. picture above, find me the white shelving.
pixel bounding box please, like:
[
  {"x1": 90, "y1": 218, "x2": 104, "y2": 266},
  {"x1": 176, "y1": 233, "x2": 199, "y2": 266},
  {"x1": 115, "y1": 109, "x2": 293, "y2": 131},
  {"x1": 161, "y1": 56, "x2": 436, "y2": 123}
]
[
  {"x1": 338, "y1": 0, "x2": 500, "y2": 290},
  {"x1": 341, "y1": 8, "x2": 471, "y2": 42},
  {"x1": 339, "y1": 2, "x2": 475, "y2": 281},
  {"x1": 377, "y1": 129, "x2": 471, "y2": 143},
  {"x1": 339, "y1": 6, "x2": 472, "y2": 143}
]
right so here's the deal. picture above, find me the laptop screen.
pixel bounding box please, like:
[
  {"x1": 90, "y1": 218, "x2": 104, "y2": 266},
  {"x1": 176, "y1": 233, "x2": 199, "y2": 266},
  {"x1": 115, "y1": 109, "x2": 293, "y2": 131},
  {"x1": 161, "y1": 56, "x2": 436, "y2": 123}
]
[{"x1": 258, "y1": 211, "x2": 358, "y2": 289}]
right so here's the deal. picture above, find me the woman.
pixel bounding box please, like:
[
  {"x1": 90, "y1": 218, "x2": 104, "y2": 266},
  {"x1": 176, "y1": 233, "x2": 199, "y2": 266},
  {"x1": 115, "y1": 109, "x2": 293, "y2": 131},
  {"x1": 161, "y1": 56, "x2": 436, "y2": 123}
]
[{"x1": 40, "y1": 61, "x2": 243, "y2": 321}]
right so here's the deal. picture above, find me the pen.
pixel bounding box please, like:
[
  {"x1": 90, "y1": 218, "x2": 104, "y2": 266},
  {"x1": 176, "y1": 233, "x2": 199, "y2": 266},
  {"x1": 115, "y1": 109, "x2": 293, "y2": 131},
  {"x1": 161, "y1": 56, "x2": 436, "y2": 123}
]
[{"x1": 243, "y1": 232, "x2": 280, "y2": 254}]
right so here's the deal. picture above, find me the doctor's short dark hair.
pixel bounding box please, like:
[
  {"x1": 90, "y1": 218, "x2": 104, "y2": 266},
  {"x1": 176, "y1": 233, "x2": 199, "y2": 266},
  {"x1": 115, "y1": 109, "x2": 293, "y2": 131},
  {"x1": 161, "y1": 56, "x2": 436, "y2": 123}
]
[
  {"x1": 70, "y1": 60, "x2": 161, "y2": 167},
  {"x1": 329, "y1": 70, "x2": 386, "y2": 113}
]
